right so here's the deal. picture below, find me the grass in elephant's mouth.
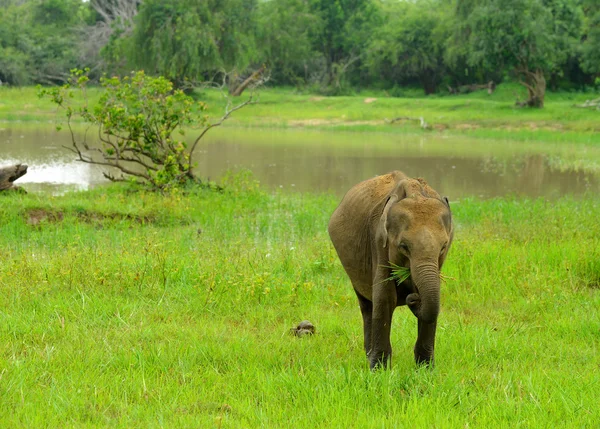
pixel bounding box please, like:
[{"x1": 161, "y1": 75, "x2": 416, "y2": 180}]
[
  {"x1": 386, "y1": 262, "x2": 411, "y2": 284},
  {"x1": 386, "y1": 262, "x2": 454, "y2": 285},
  {"x1": 1, "y1": 185, "x2": 600, "y2": 427}
]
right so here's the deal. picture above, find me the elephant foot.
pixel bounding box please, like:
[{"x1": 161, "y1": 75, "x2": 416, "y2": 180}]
[
  {"x1": 414, "y1": 354, "x2": 434, "y2": 367},
  {"x1": 369, "y1": 350, "x2": 391, "y2": 370},
  {"x1": 414, "y1": 348, "x2": 434, "y2": 367}
]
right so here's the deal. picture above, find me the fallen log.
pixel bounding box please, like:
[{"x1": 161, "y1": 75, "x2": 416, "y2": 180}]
[
  {"x1": 574, "y1": 98, "x2": 600, "y2": 110},
  {"x1": 0, "y1": 164, "x2": 28, "y2": 192}
]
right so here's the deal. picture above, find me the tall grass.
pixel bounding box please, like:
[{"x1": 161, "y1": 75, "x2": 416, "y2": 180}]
[{"x1": 1, "y1": 180, "x2": 599, "y2": 427}]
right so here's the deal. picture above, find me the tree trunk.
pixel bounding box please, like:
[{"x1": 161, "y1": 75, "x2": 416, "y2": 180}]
[
  {"x1": 230, "y1": 66, "x2": 266, "y2": 97},
  {"x1": 516, "y1": 68, "x2": 546, "y2": 108},
  {"x1": 420, "y1": 73, "x2": 437, "y2": 95},
  {"x1": 0, "y1": 164, "x2": 28, "y2": 192}
]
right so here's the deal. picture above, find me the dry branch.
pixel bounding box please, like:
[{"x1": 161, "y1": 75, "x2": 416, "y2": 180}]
[
  {"x1": 79, "y1": 0, "x2": 139, "y2": 72},
  {"x1": 187, "y1": 94, "x2": 257, "y2": 177},
  {"x1": 230, "y1": 65, "x2": 266, "y2": 97}
]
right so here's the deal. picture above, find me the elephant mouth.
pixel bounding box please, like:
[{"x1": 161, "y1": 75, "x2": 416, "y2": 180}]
[{"x1": 388, "y1": 263, "x2": 411, "y2": 285}]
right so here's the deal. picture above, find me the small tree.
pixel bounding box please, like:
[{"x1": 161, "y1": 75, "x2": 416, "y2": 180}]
[
  {"x1": 39, "y1": 69, "x2": 256, "y2": 189},
  {"x1": 452, "y1": 0, "x2": 583, "y2": 108}
]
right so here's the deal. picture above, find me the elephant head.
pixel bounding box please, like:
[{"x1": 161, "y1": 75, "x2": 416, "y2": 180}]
[{"x1": 378, "y1": 179, "x2": 453, "y2": 325}]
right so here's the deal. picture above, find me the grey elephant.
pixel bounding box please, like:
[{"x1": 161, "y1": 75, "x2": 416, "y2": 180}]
[{"x1": 328, "y1": 171, "x2": 453, "y2": 369}]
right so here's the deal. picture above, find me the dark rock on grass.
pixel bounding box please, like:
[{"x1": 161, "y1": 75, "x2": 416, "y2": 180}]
[{"x1": 291, "y1": 320, "x2": 315, "y2": 337}]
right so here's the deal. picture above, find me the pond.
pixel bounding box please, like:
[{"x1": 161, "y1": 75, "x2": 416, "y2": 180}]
[{"x1": 1, "y1": 125, "x2": 600, "y2": 198}]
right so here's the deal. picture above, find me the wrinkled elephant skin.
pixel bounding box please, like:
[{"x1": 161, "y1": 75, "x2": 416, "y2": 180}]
[{"x1": 328, "y1": 171, "x2": 454, "y2": 369}]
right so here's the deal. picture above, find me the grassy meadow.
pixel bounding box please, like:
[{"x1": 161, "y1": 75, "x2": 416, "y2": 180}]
[
  {"x1": 1, "y1": 179, "x2": 600, "y2": 427},
  {"x1": 1, "y1": 83, "x2": 599, "y2": 143},
  {"x1": 1, "y1": 84, "x2": 600, "y2": 427}
]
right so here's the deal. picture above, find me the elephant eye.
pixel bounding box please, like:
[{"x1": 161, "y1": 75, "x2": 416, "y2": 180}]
[
  {"x1": 440, "y1": 243, "x2": 447, "y2": 254},
  {"x1": 399, "y1": 242, "x2": 409, "y2": 253}
]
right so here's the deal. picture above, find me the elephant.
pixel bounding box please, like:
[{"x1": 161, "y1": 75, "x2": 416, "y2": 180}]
[{"x1": 328, "y1": 171, "x2": 453, "y2": 369}]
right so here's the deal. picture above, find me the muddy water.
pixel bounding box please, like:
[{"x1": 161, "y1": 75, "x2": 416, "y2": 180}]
[{"x1": 1, "y1": 125, "x2": 599, "y2": 198}]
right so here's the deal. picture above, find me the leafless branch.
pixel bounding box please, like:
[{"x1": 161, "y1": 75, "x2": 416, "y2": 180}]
[
  {"x1": 78, "y1": 0, "x2": 139, "y2": 72},
  {"x1": 230, "y1": 65, "x2": 267, "y2": 97},
  {"x1": 188, "y1": 94, "x2": 258, "y2": 176},
  {"x1": 341, "y1": 52, "x2": 361, "y2": 74}
]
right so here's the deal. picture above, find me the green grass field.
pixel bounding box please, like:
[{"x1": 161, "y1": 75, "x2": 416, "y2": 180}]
[
  {"x1": 1, "y1": 83, "x2": 599, "y2": 426},
  {"x1": 1, "y1": 83, "x2": 599, "y2": 143},
  {"x1": 1, "y1": 179, "x2": 599, "y2": 427}
]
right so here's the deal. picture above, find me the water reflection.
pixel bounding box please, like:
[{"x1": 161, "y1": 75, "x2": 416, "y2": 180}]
[
  {"x1": 0, "y1": 127, "x2": 106, "y2": 192},
  {"x1": 1, "y1": 126, "x2": 599, "y2": 198},
  {"x1": 196, "y1": 140, "x2": 599, "y2": 199}
]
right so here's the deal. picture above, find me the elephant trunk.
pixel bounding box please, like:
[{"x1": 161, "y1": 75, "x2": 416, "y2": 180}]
[{"x1": 410, "y1": 260, "x2": 440, "y2": 324}]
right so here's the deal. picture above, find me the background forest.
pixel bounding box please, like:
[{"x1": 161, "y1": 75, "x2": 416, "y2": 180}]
[{"x1": 1, "y1": 0, "x2": 599, "y2": 105}]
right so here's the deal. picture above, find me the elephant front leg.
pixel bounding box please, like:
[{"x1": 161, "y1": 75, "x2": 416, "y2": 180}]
[
  {"x1": 369, "y1": 279, "x2": 397, "y2": 369},
  {"x1": 414, "y1": 319, "x2": 437, "y2": 366}
]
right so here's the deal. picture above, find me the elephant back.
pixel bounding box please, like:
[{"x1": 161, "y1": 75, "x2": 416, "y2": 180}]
[
  {"x1": 329, "y1": 171, "x2": 407, "y2": 235},
  {"x1": 328, "y1": 171, "x2": 408, "y2": 278}
]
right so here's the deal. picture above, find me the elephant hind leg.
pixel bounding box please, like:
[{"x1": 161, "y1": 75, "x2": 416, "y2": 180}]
[{"x1": 355, "y1": 291, "x2": 373, "y2": 359}]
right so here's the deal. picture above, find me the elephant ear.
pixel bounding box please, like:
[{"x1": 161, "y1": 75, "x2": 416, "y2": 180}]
[
  {"x1": 443, "y1": 196, "x2": 453, "y2": 227},
  {"x1": 442, "y1": 196, "x2": 455, "y2": 244},
  {"x1": 379, "y1": 180, "x2": 410, "y2": 248},
  {"x1": 380, "y1": 194, "x2": 398, "y2": 248}
]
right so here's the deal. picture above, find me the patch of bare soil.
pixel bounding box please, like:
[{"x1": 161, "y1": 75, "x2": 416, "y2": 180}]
[
  {"x1": 308, "y1": 96, "x2": 325, "y2": 102},
  {"x1": 25, "y1": 208, "x2": 154, "y2": 226},
  {"x1": 587, "y1": 281, "x2": 600, "y2": 289},
  {"x1": 432, "y1": 124, "x2": 449, "y2": 131},
  {"x1": 363, "y1": 98, "x2": 377, "y2": 104},
  {"x1": 498, "y1": 122, "x2": 565, "y2": 132},
  {"x1": 26, "y1": 209, "x2": 64, "y2": 226},
  {"x1": 454, "y1": 123, "x2": 480, "y2": 130},
  {"x1": 529, "y1": 122, "x2": 564, "y2": 131}
]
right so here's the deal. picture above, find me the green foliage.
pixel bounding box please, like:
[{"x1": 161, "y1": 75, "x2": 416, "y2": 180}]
[
  {"x1": 33, "y1": 0, "x2": 75, "y2": 25},
  {"x1": 0, "y1": 0, "x2": 90, "y2": 85},
  {"x1": 580, "y1": 1, "x2": 600, "y2": 75},
  {"x1": 256, "y1": 0, "x2": 321, "y2": 85},
  {"x1": 307, "y1": 0, "x2": 381, "y2": 93},
  {"x1": 39, "y1": 69, "x2": 211, "y2": 190},
  {"x1": 0, "y1": 46, "x2": 29, "y2": 86},
  {"x1": 368, "y1": 1, "x2": 448, "y2": 94},
  {"x1": 127, "y1": 0, "x2": 260, "y2": 86},
  {"x1": 450, "y1": 0, "x2": 584, "y2": 106},
  {"x1": 2, "y1": 0, "x2": 598, "y2": 95}
]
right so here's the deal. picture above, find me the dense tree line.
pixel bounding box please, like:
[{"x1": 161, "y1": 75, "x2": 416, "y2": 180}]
[{"x1": 1, "y1": 0, "x2": 599, "y2": 105}]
